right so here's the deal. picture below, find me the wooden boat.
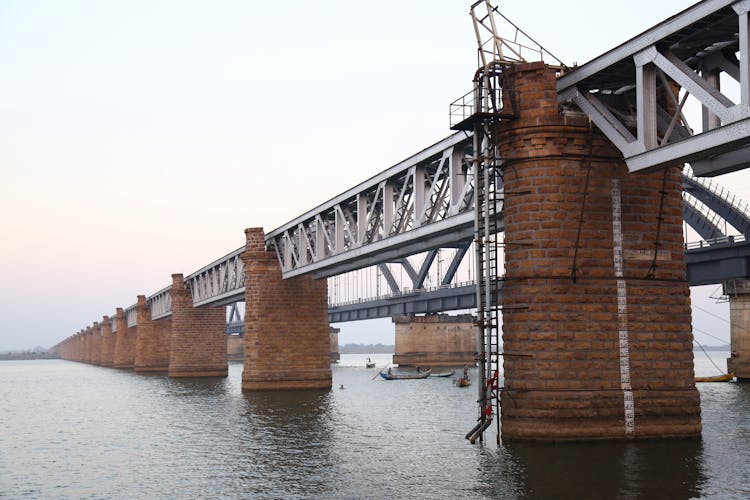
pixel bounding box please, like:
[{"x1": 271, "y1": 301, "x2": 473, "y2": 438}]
[
  {"x1": 456, "y1": 376, "x2": 471, "y2": 387},
  {"x1": 379, "y1": 368, "x2": 431, "y2": 380},
  {"x1": 429, "y1": 369, "x2": 456, "y2": 378},
  {"x1": 695, "y1": 372, "x2": 734, "y2": 383},
  {"x1": 365, "y1": 357, "x2": 376, "y2": 368}
]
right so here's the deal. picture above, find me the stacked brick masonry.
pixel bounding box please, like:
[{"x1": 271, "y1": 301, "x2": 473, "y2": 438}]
[
  {"x1": 113, "y1": 308, "x2": 136, "y2": 369},
  {"x1": 242, "y1": 228, "x2": 332, "y2": 391},
  {"x1": 497, "y1": 62, "x2": 700, "y2": 441},
  {"x1": 90, "y1": 322, "x2": 102, "y2": 365},
  {"x1": 83, "y1": 326, "x2": 93, "y2": 363},
  {"x1": 100, "y1": 316, "x2": 115, "y2": 367},
  {"x1": 393, "y1": 314, "x2": 476, "y2": 367},
  {"x1": 134, "y1": 295, "x2": 171, "y2": 373},
  {"x1": 74, "y1": 331, "x2": 82, "y2": 361},
  {"x1": 330, "y1": 327, "x2": 340, "y2": 362},
  {"x1": 169, "y1": 274, "x2": 227, "y2": 377},
  {"x1": 227, "y1": 335, "x2": 244, "y2": 361}
]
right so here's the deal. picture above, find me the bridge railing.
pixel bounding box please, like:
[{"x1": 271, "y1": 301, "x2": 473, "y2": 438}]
[
  {"x1": 449, "y1": 85, "x2": 504, "y2": 131},
  {"x1": 684, "y1": 165, "x2": 750, "y2": 225},
  {"x1": 328, "y1": 279, "x2": 476, "y2": 309},
  {"x1": 685, "y1": 234, "x2": 747, "y2": 250}
]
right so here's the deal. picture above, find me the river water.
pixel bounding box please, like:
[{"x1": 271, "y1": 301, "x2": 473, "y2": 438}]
[{"x1": 0, "y1": 353, "x2": 748, "y2": 499}]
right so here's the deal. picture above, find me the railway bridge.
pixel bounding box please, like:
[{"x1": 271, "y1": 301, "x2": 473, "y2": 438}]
[{"x1": 52, "y1": 0, "x2": 750, "y2": 442}]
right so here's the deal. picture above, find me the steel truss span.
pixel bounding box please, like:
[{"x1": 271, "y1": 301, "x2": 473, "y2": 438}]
[
  {"x1": 558, "y1": 0, "x2": 750, "y2": 174},
  {"x1": 108, "y1": 147, "x2": 750, "y2": 326},
  {"x1": 264, "y1": 133, "x2": 477, "y2": 280}
]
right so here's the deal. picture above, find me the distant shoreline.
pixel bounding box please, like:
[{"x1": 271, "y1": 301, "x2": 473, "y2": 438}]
[{"x1": 0, "y1": 353, "x2": 59, "y2": 361}]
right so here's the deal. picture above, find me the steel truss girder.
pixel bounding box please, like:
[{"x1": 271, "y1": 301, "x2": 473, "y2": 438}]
[
  {"x1": 185, "y1": 247, "x2": 245, "y2": 308},
  {"x1": 265, "y1": 133, "x2": 475, "y2": 279},
  {"x1": 557, "y1": 0, "x2": 750, "y2": 174},
  {"x1": 112, "y1": 141, "x2": 750, "y2": 329},
  {"x1": 683, "y1": 174, "x2": 750, "y2": 233},
  {"x1": 125, "y1": 305, "x2": 137, "y2": 328},
  {"x1": 148, "y1": 286, "x2": 172, "y2": 321},
  {"x1": 326, "y1": 237, "x2": 750, "y2": 323},
  {"x1": 683, "y1": 194, "x2": 726, "y2": 240}
]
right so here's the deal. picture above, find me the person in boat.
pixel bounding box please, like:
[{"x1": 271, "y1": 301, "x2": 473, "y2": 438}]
[
  {"x1": 463, "y1": 364, "x2": 469, "y2": 378},
  {"x1": 387, "y1": 368, "x2": 392, "y2": 376}
]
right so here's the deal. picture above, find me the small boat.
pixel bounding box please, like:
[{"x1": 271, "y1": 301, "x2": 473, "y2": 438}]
[
  {"x1": 379, "y1": 368, "x2": 431, "y2": 380},
  {"x1": 365, "y1": 357, "x2": 376, "y2": 369},
  {"x1": 456, "y1": 376, "x2": 471, "y2": 387},
  {"x1": 429, "y1": 369, "x2": 456, "y2": 378},
  {"x1": 695, "y1": 372, "x2": 734, "y2": 383}
]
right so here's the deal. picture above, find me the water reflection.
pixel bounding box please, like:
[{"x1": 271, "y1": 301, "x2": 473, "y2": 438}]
[
  {"x1": 3, "y1": 360, "x2": 750, "y2": 498},
  {"x1": 505, "y1": 438, "x2": 706, "y2": 499},
  {"x1": 235, "y1": 390, "x2": 336, "y2": 496}
]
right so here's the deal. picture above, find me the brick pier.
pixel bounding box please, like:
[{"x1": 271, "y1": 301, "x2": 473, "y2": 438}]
[
  {"x1": 90, "y1": 322, "x2": 102, "y2": 365},
  {"x1": 113, "y1": 307, "x2": 136, "y2": 369},
  {"x1": 100, "y1": 316, "x2": 114, "y2": 367},
  {"x1": 134, "y1": 295, "x2": 171, "y2": 373},
  {"x1": 168, "y1": 273, "x2": 228, "y2": 377},
  {"x1": 241, "y1": 228, "x2": 332, "y2": 391},
  {"x1": 723, "y1": 279, "x2": 750, "y2": 380},
  {"x1": 498, "y1": 62, "x2": 701, "y2": 441},
  {"x1": 393, "y1": 314, "x2": 475, "y2": 367}
]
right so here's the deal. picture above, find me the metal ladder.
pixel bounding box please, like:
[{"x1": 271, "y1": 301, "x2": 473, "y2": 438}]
[{"x1": 466, "y1": 66, "x2": 504, "y2": 444}]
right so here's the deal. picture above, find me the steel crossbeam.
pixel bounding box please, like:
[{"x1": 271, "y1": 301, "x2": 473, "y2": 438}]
[
  {"x1": 264, "y1": 133, "x2": 476, "y2": 279},
  {"x1": 558, "y1": 0, "x2": 750, "y2": 174}
]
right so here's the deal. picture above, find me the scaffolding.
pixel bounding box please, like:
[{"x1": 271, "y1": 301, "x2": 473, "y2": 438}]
[{"x1": 453, "y1": 0, "x2": 565, "y2": 444}]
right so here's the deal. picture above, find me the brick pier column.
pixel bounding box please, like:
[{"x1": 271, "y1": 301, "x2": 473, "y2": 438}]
[
  {"x1": 393, "y1": 314, "x2": 476, "y2": 367},
  {"x1": 113, "y1": 307, "x2": 136, "y2": 369},
  {"x1": 83, "y1": 326, "x2": 93, "y2": 363},
  {"x1": 168, "y1": 274, "x2": 228, "y2": 377},
  {"x1": 498, "y1": 62, "x2": 700, "y2": 441},
  {"x1": 90, "y1": 322, "x2": 102, "y2": 365},
  {"x1": 330, "y1": 327, "x2": 340, "y2": 363},
  {"x1": 100, "y1": 315, "x2": 115, "y2": 367},
  {"x1": 241, "y1": 227, "x2": 332, "y2": 391},
  {"x1": 723, "y1": 279, "x2": 750, "y2": 380},
  {"x1": 74, "y1": 331, "x2": 83, "y2": 361},
  {"x1": 134, "y1": 295, "x2": 170, "y2": 373},
  {"x1": 76, "y1": 329, "x2": 86, "y2": 363}
]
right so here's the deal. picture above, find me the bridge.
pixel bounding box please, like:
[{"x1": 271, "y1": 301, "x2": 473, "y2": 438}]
[{"x1": 52, "y1": 0, "x2": 750, "y2": 442}]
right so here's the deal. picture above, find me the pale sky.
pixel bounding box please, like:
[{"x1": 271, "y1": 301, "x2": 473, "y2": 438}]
[{"x1": 0, "y1": 0, "x2": 740, "y2": 351}]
